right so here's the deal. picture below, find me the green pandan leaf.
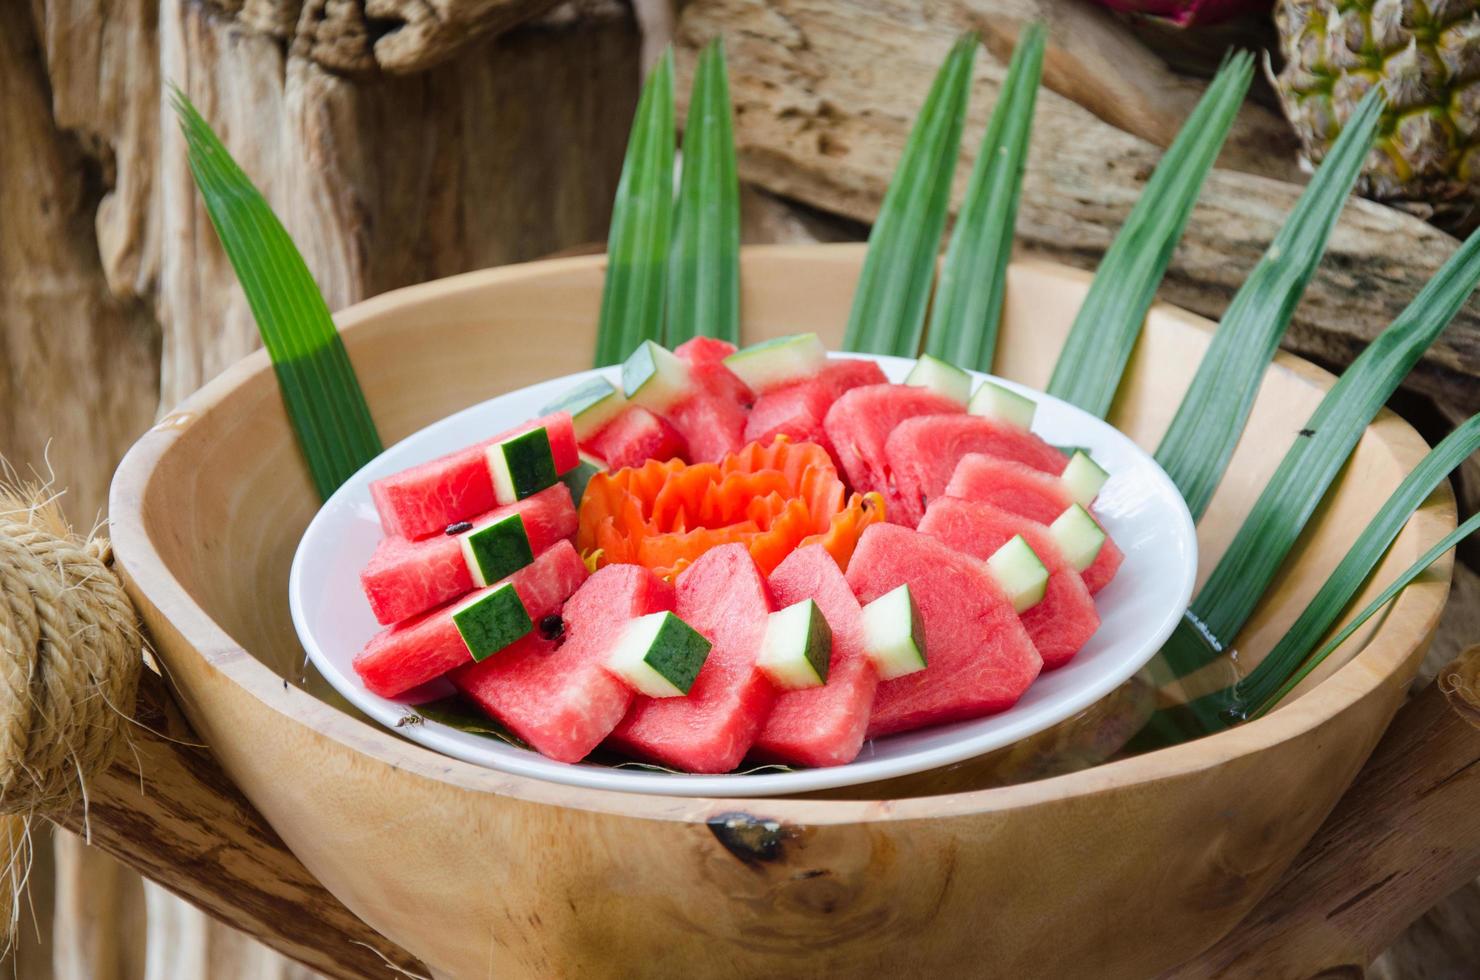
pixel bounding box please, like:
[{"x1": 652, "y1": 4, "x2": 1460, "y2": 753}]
[
  {"x1": 667, "y1": 39, "x2": 740, "y2": 346},
  {"x1": 171, "y1": 88, "x2": 382, "y2": 502},
  {"x1": 1155, "y1": 88, "x2": 1384, "y2": 520},
  {"x1": 1046, "y1": 53, "x2": 1253, "y2": 417},
  {"x1": 595, "y1": 48, "x2": 676, "y2": 366},
  {"x1": 1161, "y1": 224, "x2": 1480, "y2": 681},
  {"x1": 923, "y1": 24, "x2": 1045, "y2": 372},
  {"x1": 843, "y1": 33, "x2": 977, "y2": 357}
]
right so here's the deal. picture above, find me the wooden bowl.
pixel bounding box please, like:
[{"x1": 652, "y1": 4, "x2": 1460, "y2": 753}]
[{"x1": 110, "y1": 245, "x2": 1456, "y2": 978}]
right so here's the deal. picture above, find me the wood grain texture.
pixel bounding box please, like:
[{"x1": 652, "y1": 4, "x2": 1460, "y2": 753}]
[
  {"x1": 53, "y1": 669, "x2": 424, "y2": 979},
  {"x1": 106, "y1": 249, "x2": 1455, "y2": 977},
  {"x1": 674, "y1": 0, "x2": 1480, "y2": 415},
  {"x1": 1170, "y1": 646, "x2": 1480, "y2": 977}
]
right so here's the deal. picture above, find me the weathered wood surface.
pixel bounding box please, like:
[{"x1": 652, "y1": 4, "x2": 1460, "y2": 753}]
[
  {"x1": 52, "y1": 669, "x2": 424, "y2": 979},
  {"x1": 674, "y1": 0, "x2": 1480, "y2": 415},
  {"x1": 16, "y1": 1, "x2": 640, "y2": 976},
  {"x1": 1171, "y1": 645, "x2": 1480, "y2": 977}
]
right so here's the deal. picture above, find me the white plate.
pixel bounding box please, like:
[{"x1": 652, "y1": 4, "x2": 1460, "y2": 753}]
[{"x1": 290, "y1": 355, "x2": 1196, "y2": 798}]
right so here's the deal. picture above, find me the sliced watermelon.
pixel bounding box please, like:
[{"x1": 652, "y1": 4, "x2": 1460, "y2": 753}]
[
  {"x1": 822, "y1": 383, "x2": 962, "y2": 508},
  {"x1": 353, "y1": 540, "x2": 588, "y2": 698},
  {"x1": 585, "y1": 406, "x2": 688, "y2": 471},
  {"x1": 885, "y1": 414, "x2": 1068, "y2": 527},
  {"x1": 370, "y1": 412, "x2": 579, "y2": 540},
  {"x1": 918, "y1": 497, "x2": 1098, "y2": 669},
  {"x1": 846, "y1": 524, "x2": 1041, "y2": 737},
  {"x1": 606, "y1": 543, "x2": 775, "y2": 773},
  {"x1": 945, "y1": 453, "x2": 1122, "y2": 594},
  {"x1": 668, "y1": 390, "x2": 749, "y2": 463},
  {"x1": 752, "y1": 544, "x2": 878, "y2": 768},
  {"x1": 450, "y1": 564, "x2": 675, "y2": 763},
  {"x1": 675, "y1": 337, "x2": 754, "y2": 407},
  {"x1": 744, "y1": 359, "x2": 889, "y2": 463},
  {"x1": 359, "y1": 484, "x2": 577, "y2": 626}
]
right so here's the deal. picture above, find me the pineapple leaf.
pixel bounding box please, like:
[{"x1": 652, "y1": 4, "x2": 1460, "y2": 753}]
[
  {"x1": 923, "y1": 23, "x2": 1045, "y2": 372},
  {"x1": 1162, "y1": 224, "x2": 1480, "y2": 680},
  {"x1": 1156, "y1": 88, "x2": 1385, "y2": 520},
  {"x1": 667, "y1": 39, "x2": 740, "y2": 346},
  {"x1": 1046, "y1": 52, "x2": 1254, "y2": 417},
  {"x1": 1136, "y1": 413, "x2": 1480, "y2": 746},
  {"x1": 170, "y1": 87, "x2": 382, "y2": 502},
  {"x1": 843, "y1": 33, "x2": 977, "y2": 356},
  {"x1": 595, "y1": 48, "x2": 676, "y2": 366}
]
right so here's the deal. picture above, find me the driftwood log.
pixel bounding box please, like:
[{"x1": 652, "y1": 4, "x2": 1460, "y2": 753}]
[{"x1": 5, "y1": 0, "x2": 1479, "y2": 974}]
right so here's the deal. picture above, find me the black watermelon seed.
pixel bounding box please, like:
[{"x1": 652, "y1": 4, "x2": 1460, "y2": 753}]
[
  {"x1": 538, "y1": 615, "x2": 565, "y2": 642},
  {"x1": 445, "y1": 521, "x2": 473, "y2": 535}
]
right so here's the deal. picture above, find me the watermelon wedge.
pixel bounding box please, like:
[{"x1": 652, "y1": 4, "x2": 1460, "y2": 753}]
[
  {"x1": 752, "y1": 544, "x2": 878, "y2": 768},
  {"x1": 450, "y1": 564, "x2": 675, "y2": 763},
  {"x1": 585, "y1": 406, "x2": 687, "y2": 471},
  {"x1": 744, "y1": 359, "x2": 888, "y2": 464},
  {"x1": 353, "y1": 540, "x2": 588, "y2": 698},
  {"x1": 675, "y1": 337, "x2": 754, "y2": 407},
  {"x1": 945, "y1": 453, "x2": 1123, "y2": 593},
  {"x1": 606, "y1": 543, "x2": 775, "y2": 773},
  {"x1": 918, "y1": 497, "x2": 1098, "y2": 669},
  {"x1": 885, "y1": 414, "x2": 1069, "y2": 527},
  {"x1": 846, "y1": 524, "x2": 1042, "y2": 737},
  {"x1": 668, "y1": 391, "x2": 749, "y2": 463},
  {"x1": 371, "y1": 412, "x2": 579, "y2": 541},
  {"x1": 359, "y1": 484, "x2": 577, "y2": 626},
  {"x1": 822, "y1": 384, "x2": 962, "y2": 506}
]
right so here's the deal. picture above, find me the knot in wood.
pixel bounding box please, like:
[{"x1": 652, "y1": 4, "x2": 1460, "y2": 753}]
[{"x1": 0, "y1": 485, "x2": 141, "y2": 815}]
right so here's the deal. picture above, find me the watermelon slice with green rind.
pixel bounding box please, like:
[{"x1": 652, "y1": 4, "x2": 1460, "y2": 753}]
[
  {"x1": 847, "y1": 523, "x2": 1042, "y2": 737},
  {"x1": 359, "y1": 484, "x2": 577, "y2": 626},
  {"x1": 606, "y1": 543, "x2": 775, "y2": 773},
  {"x1": 353, "y1": 540, "x2": 588, "y2": 698},
  {"x1": 450, "y1": 563, "x2": 675, "y2": 763},
  {"x1": 918, "y1": 497, "x2": 1099, "y2": 669},
  {"x1": 752, "y1": 544, "x2": 878, "y2": 767},
  {"x1": 370, "y1": 412, "x2": 578, "y2": 541},
  {"x1": 945, "y1": 453, "x2": 1123, "y2": 594}
]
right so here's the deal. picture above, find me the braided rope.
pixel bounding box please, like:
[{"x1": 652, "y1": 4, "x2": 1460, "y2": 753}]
[{"x1": 0, "y1": 485, "x2": 140, "y2": 814}]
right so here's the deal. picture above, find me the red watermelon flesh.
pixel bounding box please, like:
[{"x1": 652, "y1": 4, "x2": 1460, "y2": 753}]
[
  {"x1": 359, "y1": 484, "x2": 577, "y2": 626},
  {"x1": 823, "y1": 384, "x2": 962, "y2": 505},
  {"x1": 752, "y1": 544, "x2": 878, "y2": 767},
  {"x1": 945, "y1": 453, "x2": 1122, "y2": 594},
  {"x1": 450, "y1": 564, "x2": 675, "y2": 763},
  {"x1": 667, "y1": 390, "x2": 750, "y2": 463},
  {"x1": 370, "y1": 412, "x2": 579, "y2": 540},
  {"x1": 606, "y1": 543, "x2": 775, "y2": 773},
  {"x1": 846, "y1": 524, "x2": 1042, "y2": 737},
  {"x1": 586, "y1": 406, "x2": 687, "y2": 471},
  {"x1": 675, "y1": 337, "x2": 754, "y2": 407},
  {"x1": 744, "y1": 359, "x2": 890, "y2": 463},
  {"x1": 886, "y1": 414, "x2": 1069, "y2": 527},
  {"x1": 918, "y1": 497, "x2": 1098, "y2": 669},
  {"x1": 353, "y1": 540, "x2": 588, "y2": 698}
]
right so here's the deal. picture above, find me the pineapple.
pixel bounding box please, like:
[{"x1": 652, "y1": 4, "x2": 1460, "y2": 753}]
[{"x1": 1274, "y1": 0, "x2": 1480, "y2": 227}]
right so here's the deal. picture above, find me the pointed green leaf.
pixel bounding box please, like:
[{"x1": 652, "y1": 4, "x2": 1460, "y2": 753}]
[
  {"x1": 595, "y1": 48, "x2": 676, "y2": 366},
  {"x1": 1136, "y1": 412, "x2": 1480, "y2": 746},
  {"x1": 923, "y1": 24, "x2": 1045, "y2": 371},
  {"x1": 1046, "y1": 53, "x2": 1254, "y2": 417},
  {"x1": 667, "y1": 39, "x2": 740, "y2": 346},
  {"x1": 1163, "y1": 224, "x2": 1480, "y2": 679},
  {"x1": 1156, "y1": 89, "x2": 1384, "y2": 520},
  {"x1": 843, "y1": 33, "x2": 977, "y2": 356},
  {"x1": 170, "y1": 88, "x2": 382, "y2": 502},
  {"x1": 1249, "y1": 510, "x2": 1479, "y2": 717}
]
